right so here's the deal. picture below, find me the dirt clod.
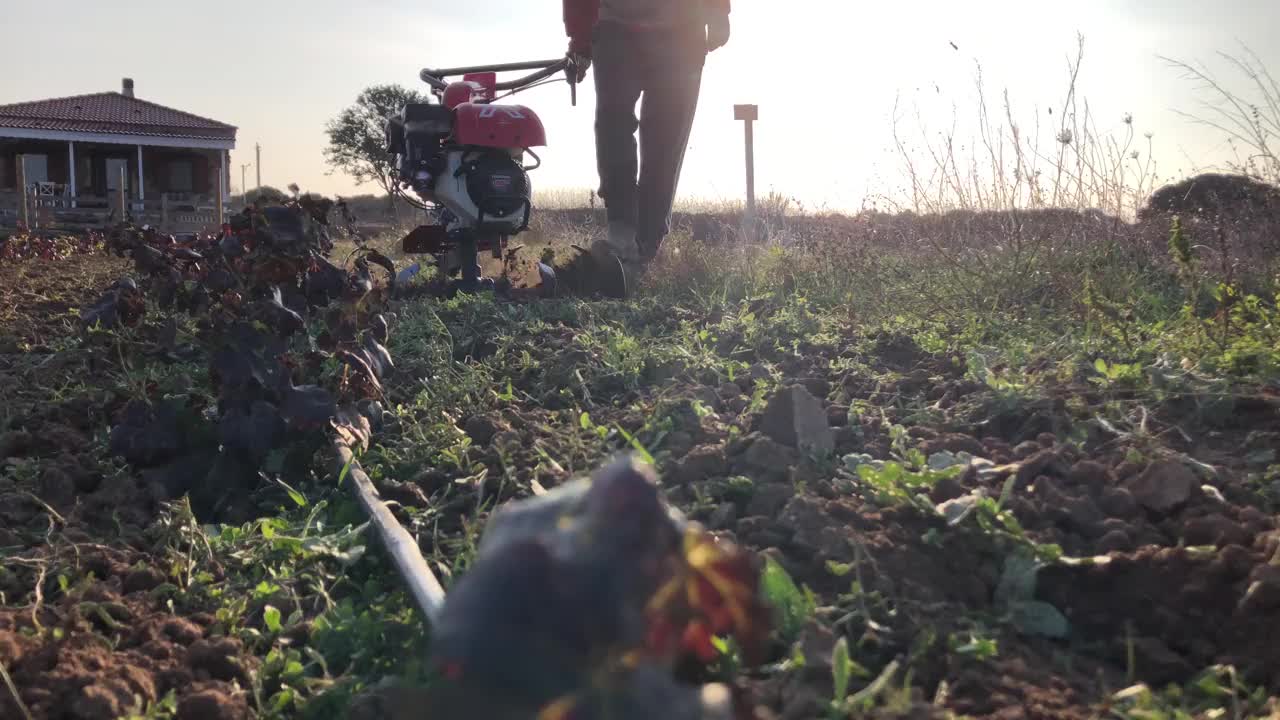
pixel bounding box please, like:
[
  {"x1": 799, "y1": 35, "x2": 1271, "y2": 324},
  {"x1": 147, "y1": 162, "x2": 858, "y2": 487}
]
[
  {"x1": 1132, "y1": 636, "x2": 1194, "y2": 686},
  {"x1": 70, "y1": 684, "x2": 128, "y2": 720},
  {"x1": 464, "y1": 413, "x2": 510, "y2": 446},
  {"x1": 1098, "y1": 529, "x2": 1135, "y2": 554},
  {"x1": 162, "y1": 618, "x2": 204, "y2": 646},
  {"x1": 734, "y1": 434, "x2": 800, "y2": 483},
  {"x1": 177, "y1": 688, "x2": 251, "y2": 720},
  {"x1": 188, "y1": 638, "x2": 250, "y2": 684},
  {"x1": 1183, "y1": 513, "x2": 1250, "y2": 548},
  {"x1": 124, "y1": 566, "x2": 168, "y2": 594},
  {"x1": 745, "y1": 484, "x2": 794, "y2": 517},
  {"x1": 1126, "y1": 460, "x2": 1198, "y2": 514},
  {"x1": 1240, "y1": 565, "x2": 1280, "y2": 613},
  {"x1": 760, "y1": 386, "x2": 834, "y2": 454},
  {"x1": 923, "y1": 433, "x2": 985, "y2": 457},
  {"x1": 1098, "y1": 486, "x2": 1140, "y2": 518},
  {"x1": 1066, "y1": 460, "x2": 1113, "y2": 493},
  {"x1": 1012, "y1": 441, "x2": 1042, "y2": 460},
  {"x1": 709, "y1": 503, "x2": 738, "y2": 530},
  {"x1": 671, "y1": 444, "x2": 728, "y2": 485},
  {"x1": 0, "y1": 430, "x2": 34, "y2": 459}
]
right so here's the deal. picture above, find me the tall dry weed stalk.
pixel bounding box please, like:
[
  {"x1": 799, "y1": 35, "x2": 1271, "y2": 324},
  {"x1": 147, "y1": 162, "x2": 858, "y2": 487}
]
[
  {"x1": 1161, "y1": 45, "x2": 1280, "y2": 186},
  {"x1": 890, "y1": 34, "x2": 1159, "y2": 221}
]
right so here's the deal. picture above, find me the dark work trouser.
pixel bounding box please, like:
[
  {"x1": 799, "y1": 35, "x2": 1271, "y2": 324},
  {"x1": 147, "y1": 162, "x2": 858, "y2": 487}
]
[{"x1": 592, "y1": 21, "x2": 706, "y2": 260}]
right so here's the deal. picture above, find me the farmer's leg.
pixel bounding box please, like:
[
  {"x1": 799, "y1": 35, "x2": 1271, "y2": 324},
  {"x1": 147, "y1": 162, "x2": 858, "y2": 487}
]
[
  {"x1": 591, "y1": 22, "x2": 643, "y2": 261},
  {"x1": 635, "y1": 28, "x2": 705, "y2": 261}
]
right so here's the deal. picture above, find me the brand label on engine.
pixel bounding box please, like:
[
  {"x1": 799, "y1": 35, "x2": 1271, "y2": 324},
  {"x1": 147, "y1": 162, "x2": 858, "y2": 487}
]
[{"x1": 478, "y1": 106, "x2": 527, "y2": 120}]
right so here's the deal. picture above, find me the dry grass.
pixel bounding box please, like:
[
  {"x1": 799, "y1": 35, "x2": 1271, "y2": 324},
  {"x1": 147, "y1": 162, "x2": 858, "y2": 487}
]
[{"x1": 886, "y1": 34, "x2": 1160, "y2": 221}]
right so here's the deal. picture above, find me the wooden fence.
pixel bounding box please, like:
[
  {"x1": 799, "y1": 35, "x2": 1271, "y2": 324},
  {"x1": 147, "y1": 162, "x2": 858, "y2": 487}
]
[
  {"x1": 0, "y1": 188, "x2": 226, "y2": 235},
  {"x1": 2, "y1": 162, "x2": 227, "y2": 235}
]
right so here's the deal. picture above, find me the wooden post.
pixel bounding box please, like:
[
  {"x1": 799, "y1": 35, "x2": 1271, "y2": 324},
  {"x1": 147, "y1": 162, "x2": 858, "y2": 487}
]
[
  {"x1": 68, "y1": 141, "x2": 77, "y2": 208},
  {"x1": 216, "y1": 159, "x2": 226, "y2": 227},
  {"x1": 118, "y1": 165, "x2": 128, "y2": 222},
  {"x1": 734, "y1": 104, "x2": 759, "y2": 235},
  {"x1": 161, "y1": 193, "x2": 170, "y2": 232},
  {"x1": 16, "y1": 154, "x2": 29, "y2": 229},
  {"x1": 136, "y1": 145, "x2": 145, "y2": 202}
]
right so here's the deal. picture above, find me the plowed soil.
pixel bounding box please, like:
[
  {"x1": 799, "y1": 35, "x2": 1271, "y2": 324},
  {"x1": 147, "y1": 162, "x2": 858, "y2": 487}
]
[{"x1": 2, "y1": 233, "x2": 1279, "y2": 720}]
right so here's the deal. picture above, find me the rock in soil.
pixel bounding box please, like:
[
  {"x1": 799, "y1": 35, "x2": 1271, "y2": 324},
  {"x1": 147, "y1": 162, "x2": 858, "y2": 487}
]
[
  {"x1": 761, "y1": 385, "x2": 834, "y2": 455},
  {"x1": 1126, "y1": 460, "x2": 1198, "y2": 514}
]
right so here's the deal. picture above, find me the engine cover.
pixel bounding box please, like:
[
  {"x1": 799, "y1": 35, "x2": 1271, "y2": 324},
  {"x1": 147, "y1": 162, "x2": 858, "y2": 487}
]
[
  {"x1": 452, "y1": 102, "x2": 547, "y2": 149},
  {"x1": 433, "y1": 150, "x2": 531, "y2": 233}
]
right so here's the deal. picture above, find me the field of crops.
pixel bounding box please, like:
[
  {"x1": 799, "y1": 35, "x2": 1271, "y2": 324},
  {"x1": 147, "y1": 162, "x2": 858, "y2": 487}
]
[{"x1": 2, "y1": 193, "x2": 1280, "y2": 720}]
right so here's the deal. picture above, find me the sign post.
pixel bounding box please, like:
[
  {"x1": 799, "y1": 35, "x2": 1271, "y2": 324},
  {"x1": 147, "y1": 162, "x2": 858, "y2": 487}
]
[{"x1": 734, "y1": 104, "x2": 758, "y2": 233}]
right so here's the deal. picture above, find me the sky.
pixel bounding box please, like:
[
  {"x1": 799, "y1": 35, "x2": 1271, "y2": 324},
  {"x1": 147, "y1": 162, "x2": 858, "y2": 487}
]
[{"x1": 5, "y1": 1, "x2": 1277, "y2": 212}]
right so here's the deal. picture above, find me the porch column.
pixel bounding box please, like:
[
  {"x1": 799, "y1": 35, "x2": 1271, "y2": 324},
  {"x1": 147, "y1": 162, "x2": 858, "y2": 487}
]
[
  {"x1": 224, "y1": 150, "x2": 232, "y2": 202},
  {"x1": 136, "y1": 145, "x2": 145, "y2": 203},
  {"x1": 68, "y1": 141, "x2": 77, "y2": 208}
]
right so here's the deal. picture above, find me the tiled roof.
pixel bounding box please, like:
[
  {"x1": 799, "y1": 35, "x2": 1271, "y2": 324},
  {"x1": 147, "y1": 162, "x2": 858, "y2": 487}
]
[{"x1": 0, "y1": 92, "x2": 236, "y2": 140}]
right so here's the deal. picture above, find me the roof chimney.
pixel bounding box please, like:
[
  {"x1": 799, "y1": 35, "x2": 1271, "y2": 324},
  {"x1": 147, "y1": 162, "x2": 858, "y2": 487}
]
[{"x1": 122, "y1": 78, "x2": 135, "y2": 98}]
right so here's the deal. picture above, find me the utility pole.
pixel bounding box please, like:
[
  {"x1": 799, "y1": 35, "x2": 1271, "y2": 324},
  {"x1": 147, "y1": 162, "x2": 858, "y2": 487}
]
[
  {"x1": 240, "y1": 163, "x2": 252, "y2": 201},
  {"x1": 255, "y1": 143, "x2": 262, "y2": 190}
]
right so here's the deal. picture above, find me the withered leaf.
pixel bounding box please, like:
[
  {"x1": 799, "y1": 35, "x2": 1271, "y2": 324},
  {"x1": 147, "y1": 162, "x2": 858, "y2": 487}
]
[
  {"x1": 219, "y1": 401, "x2": 285, "y2": 461},
  {"x1": 361, "y1": 334, "x2": 394, "y2": 378},
  {"x1": 262, "y1": 286, "x2": 305, "y2": 337},
  {"x1": 280, "y1": 384, "x2": 337, "y2": 429}
]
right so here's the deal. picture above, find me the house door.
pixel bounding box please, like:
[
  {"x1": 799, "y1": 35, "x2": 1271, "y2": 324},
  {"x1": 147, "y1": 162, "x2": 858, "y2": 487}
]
[
  {"x1": 106, "y1": 158, "x2": 129, "y2": 195},
  {"x1": 22, "y1": 155, "x2": 49, "y2": 186}
]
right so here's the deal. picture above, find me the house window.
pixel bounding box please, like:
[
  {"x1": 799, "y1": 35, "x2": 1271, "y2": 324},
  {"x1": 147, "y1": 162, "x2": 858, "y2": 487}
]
[{"x1": 168, "y1": 160, "x2": 194, "y2": 193}]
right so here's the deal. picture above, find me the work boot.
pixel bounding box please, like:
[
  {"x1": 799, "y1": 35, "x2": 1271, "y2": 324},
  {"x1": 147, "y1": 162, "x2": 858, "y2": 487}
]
[
  {"x1": 591, "y1": 221, "x2": 640, "y2": 264},
  {"x1": 587, "y1": 221, "x2": 637, "y2": 298},
  {"x1": 548, "y1": 248, "x2": 628, "y2": 300}
]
